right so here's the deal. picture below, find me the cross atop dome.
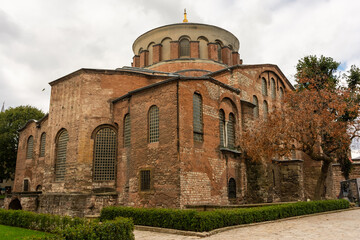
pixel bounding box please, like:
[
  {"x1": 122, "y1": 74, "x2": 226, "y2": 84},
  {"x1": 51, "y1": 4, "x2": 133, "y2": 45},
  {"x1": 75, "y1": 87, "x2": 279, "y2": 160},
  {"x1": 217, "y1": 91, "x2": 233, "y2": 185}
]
[{"x1": 183, "y1": 9, "x2": 188, "y2": 23}]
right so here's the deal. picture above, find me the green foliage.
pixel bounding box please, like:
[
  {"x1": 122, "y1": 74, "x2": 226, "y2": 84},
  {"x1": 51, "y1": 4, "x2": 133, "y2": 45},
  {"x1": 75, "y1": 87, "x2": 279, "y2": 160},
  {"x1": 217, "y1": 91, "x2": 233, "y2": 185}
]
[
  {"x1": 296, "y1": 55, "x2": 340, "y2": 89},
  {"x1": 101, "y1": 200, "x2": 349, "y2": 232},
  {"x1": 0, "y1": 105, "x2": 45, "y2": 180},
  {"x1": 0, "y1": 209, "x2": 87, "y2": 232},
  {"x1": 60, "y1": 217, "x2": 134, "y2": 240},
  {"x1": 0, "y1": 209, "x2": 134, "y2": 240},
  {"x1": 346, "y1": 65, "x2": 360, "y2": 90}
]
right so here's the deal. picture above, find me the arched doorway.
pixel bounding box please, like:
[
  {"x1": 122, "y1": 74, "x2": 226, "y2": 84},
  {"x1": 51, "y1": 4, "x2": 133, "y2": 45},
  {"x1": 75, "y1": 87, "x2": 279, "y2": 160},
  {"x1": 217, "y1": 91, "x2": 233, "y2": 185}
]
[
  {"x1": 9, "y1": 198, "x2": 22, "y2": 210},
  {"x1": 228, "y1": 178, "x2": 236, "y2": 199}
]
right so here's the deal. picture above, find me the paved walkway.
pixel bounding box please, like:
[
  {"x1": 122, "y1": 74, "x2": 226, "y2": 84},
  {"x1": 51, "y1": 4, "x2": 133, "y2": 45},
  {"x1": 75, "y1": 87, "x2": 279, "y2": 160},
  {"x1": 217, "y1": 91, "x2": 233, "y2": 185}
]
[{"x1": 134, "y1": 208, "x2": 360, "y2": 240}]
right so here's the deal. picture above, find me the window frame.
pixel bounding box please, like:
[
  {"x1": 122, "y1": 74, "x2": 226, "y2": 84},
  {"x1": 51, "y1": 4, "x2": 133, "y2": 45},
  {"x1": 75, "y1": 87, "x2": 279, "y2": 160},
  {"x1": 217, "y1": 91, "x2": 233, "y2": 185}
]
[
  {"x1": 54, "y1": 129, "x2": 69, "y2": 182},
  {"x1": 262, "y1": 78, "x2": 268, "y2": 96},
  {"x1": 179, "y1": 38, "x2": 190, "y2": 57},
  {"x1": 140, "y1": 169, "x2": 152, "y2": 192},
  {"x1": 193, "y1": 93, "x2": 204, "y2": 142},
  {"x1": 39, "y1": 132, "x2": 46, "y2": 158},
  {"x1": 148, "y1": 105, "x2": 159, "y2": 143},
  {"x1": 93, "y1": 126, "x2": 117, "y2": 181},
  {"x1": 26, "y1": 136, "x2": 34, "y2": 159}
]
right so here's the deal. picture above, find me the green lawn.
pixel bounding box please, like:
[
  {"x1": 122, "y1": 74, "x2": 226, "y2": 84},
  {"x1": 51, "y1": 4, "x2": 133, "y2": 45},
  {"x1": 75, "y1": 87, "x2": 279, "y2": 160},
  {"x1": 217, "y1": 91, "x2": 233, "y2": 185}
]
[{"x1": 0, "y1": 224, "x2": 54, "y2": 239}]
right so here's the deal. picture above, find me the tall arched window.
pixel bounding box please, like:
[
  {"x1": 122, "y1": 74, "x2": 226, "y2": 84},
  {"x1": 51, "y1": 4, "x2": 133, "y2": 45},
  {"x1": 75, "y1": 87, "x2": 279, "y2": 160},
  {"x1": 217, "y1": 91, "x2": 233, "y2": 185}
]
[
  {"x1": 216, "y1": 42, "x2": 222, "y2": 61},
  {"x1": 193, "y1": 93, "x2": 203, "y2": 142},
  {"x1": 253, "y1": 96, "x2": 259, "y2": 118},
  {"x1": 55, "y1": 129, "x2": 69, "y2": 181},
  {"x1": 149, "y1": 106, "x2": 159, "y2": 143},
  {"x1": 279, "y1": 87, "x2": 284, "y2": 100},
  {"x1": 219, "y1": 110, "x2": 225, "y2": 147},
  {"x1": 124, "y1": 114, "x2": 131, "y2": 147},
  {"x1": 93, "y1": 127, "x2": 116, "y2": 181},
  {"x1": 227, "y1": 113, "x2": 235, "y2": 148},
  {"x1": 271, "y1": 78, "x2": 276, "y2": 99},
  {"x1": 262, "y1": 78, "x2": 267, "y2": 96},
  {"x1": 26, "y1": 136, "x2": 34, "y2": 159},
  {"x1": 228, "y1": 178, "x2": 236, "y2": 199},
  {"x1": 179, "y1": 38, "x2": 190, "y2": 57},
  {"x1": 263, "y1": 101, "x2": 268, "y2": 119},
  {"x1": 39, "y1": 132, "x2": 46, "y2": 157}
]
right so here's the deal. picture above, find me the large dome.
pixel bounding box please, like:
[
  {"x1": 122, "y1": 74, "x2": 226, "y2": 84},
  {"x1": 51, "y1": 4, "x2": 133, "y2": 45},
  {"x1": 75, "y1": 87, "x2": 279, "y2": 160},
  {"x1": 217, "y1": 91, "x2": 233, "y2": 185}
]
[{"x1": 131, "y1": 22, "x2": 242, "y2": 71}]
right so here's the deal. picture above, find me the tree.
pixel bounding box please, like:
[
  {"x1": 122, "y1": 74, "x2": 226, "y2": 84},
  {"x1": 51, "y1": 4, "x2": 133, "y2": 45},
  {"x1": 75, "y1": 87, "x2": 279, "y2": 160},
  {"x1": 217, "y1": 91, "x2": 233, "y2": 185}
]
[
  {"x1": 0, "y1": 105, "x2": 45, "y2": 180},
  {"x1": 241, "y1": 55, "x2": 360, "y2": 200}
]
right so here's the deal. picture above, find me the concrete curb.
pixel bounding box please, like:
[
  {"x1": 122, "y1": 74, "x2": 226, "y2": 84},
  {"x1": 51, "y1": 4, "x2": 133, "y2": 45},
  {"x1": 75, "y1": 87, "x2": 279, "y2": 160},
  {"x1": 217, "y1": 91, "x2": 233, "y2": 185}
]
[{"x1": 134, "y1": 207, "x2": 360, "y2": 238}]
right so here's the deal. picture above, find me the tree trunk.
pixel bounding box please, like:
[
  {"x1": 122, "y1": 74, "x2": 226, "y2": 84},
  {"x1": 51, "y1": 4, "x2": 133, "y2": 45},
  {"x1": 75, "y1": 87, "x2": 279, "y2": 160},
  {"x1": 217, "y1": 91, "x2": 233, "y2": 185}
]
[{"x1": 313, "y1": 160, "x2": 331, "y2": 200}]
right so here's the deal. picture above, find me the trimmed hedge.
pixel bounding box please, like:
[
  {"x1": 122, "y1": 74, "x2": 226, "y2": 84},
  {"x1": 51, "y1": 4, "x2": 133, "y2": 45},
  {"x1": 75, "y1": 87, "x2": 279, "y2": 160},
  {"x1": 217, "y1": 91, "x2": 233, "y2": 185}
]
[
  {"x1": 100, "y1": 199, "x2": 350, "y2": 232},
  {"x1": 0, "y1": 209, "x2": 86, "y2": 232},
  {"x1": 0, "y1": 209, "x2": 134, "y2": 240}
]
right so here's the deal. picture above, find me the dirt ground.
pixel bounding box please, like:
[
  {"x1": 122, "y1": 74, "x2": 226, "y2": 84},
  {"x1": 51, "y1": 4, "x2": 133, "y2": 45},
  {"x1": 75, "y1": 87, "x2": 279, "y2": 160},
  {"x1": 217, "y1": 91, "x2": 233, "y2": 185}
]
[{"x1": 134, "y1": 208, "x2": 360, "y2": 240}]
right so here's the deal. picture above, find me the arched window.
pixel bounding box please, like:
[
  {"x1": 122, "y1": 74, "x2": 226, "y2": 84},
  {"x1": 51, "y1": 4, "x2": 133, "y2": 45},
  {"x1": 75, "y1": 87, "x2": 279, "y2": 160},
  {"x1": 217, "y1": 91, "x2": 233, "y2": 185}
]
[
  {"x1": 55, "y1": 129, "x2": 69, "y2": 181},
  {"x1": 279, "y1": 87, "x2": 284, "y2": 100},
  {"x1": 219, "y1": 110, "x2": 225, "y2": 147},
  {"x1": 271, "y1": 78, "x2": 276, "y2": 99},
  {"x1": 253, "y1": 96, "x2": 259, "y2": 118},
  {"x1": 124, "y1": 114, "x2": 131, "y2": 147},
  {"x1": 93, "y1": 127, "x2": 116, "y2": 181},
  {"x1": 179, "y1": 38, "x2": 190, "y2": 57},
  {"x1": 149, "y1": 106, "x2": 159, "y2": 143},
  {"x1": 228, "y1": 178, "x2": 236, "y2": 199},
  {"x1": 263, "y1": 101, "x2": 268, "y2": 119},
  {"x1": 193, "y1": 93, "x2": 203, "y2": 142},
  {"x1": 23, "y1": 179, "x2": 29, "y2": 192},
  {"x1": 216, "y1": 42, "x2": 222, "y2": 61},
  {"x1": 26, "y1": 136, "x2": 34, "y2": 159},
  {"x1": 262, "y1": 78, "x2": 267, "y2": 96},
  {"x1": 39, "y1": 132, "x2": 46, "y2": 157},
  {"x1": 227, "y1": 113, "x2": 235, "y2": 148}
]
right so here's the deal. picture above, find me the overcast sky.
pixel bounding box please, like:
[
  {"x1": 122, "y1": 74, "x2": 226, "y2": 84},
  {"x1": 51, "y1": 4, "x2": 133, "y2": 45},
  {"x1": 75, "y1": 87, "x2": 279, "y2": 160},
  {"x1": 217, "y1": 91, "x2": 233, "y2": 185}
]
[{"x1": 1, "y1": 0, "x2": 360, "y2": 153}]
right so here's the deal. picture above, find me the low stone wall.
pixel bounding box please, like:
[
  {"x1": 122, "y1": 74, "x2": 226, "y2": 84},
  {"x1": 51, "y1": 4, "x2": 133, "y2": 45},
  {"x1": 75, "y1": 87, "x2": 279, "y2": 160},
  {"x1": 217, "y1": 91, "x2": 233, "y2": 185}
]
[{"x1": 4, "y1": 192, "x2": 118, "y2": 217}]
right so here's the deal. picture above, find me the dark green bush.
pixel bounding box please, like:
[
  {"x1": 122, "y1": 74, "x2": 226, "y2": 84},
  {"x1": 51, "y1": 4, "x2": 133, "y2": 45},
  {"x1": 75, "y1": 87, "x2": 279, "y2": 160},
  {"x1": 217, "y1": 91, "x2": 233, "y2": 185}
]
[
  {"x1": 0, "y1": 209, "x2": 87, "y2": 232},
  {"x1": 60, "y1": 217, "x2": 134, "y2": 240},
  {"x1": 100, "y1": 199, "x2": 349, "y2": 232}
]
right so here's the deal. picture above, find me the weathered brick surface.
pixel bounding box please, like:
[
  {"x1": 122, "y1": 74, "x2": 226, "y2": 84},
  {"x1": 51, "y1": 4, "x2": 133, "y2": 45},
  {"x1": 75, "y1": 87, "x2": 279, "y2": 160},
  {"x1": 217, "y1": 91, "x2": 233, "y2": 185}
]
[{"x1": 11, "y1": 22, "x2": 344, "y2": 217}]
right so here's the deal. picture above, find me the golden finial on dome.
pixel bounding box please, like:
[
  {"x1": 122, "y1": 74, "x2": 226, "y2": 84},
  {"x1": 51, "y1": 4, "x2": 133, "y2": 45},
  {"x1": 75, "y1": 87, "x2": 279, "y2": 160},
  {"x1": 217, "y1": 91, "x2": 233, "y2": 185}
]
[{"x1": 183, "y1": 8, "x2": 188, "y2": 23}]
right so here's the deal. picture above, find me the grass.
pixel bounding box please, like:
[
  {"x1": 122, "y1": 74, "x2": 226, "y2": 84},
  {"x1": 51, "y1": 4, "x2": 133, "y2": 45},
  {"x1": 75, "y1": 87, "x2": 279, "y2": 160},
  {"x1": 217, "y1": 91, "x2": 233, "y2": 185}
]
[{"x1": 0, "y1": 224, "x2": 54, "y2": 240}]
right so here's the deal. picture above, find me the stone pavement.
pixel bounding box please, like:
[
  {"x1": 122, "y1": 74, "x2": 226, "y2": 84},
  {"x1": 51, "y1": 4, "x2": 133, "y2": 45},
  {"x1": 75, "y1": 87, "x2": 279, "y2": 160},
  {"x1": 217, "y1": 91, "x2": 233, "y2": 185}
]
[{"x1": 134, "y1": 208, "x2": 360, "y2": 240}]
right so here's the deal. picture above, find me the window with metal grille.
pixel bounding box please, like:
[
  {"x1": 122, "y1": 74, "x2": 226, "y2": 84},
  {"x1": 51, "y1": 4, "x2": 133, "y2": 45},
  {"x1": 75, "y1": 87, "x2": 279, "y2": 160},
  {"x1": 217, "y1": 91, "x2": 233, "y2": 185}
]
[
  {"x1": 253, "y1": 96, "x2": 259, "y2": 118},
  {"x1": 262, "y1": 78, "x2": 267, "y2": 96},
  {"x1": 219, "y1": 110, "x2": 225, "y2": 147},
  {"x1": 193, "y1": 93, "x2": 203, "y2": 142},
  {"x1": 271, "y1": 78, "x2": 276, "y2": 99},
  {"x1": 124, "y1": 114, "x2": 131, "y2": 147},
  {"x1": 216, "y1": 42, "x2": 222, "y2": 61},
  {"x1": 140, "y1": 170, "x2": 151, "y2": 191},
  {"x1": 26, "y1": 136, "x2": 34, "y2": 159},
  {"x1": 228, "y1": 178, "x2": 236, "y2": 199},
  {"x1": 39, "y1": 132, "x2": 46, "y2": 157},
  {"x1": 263, "y1": 101, "x2": 268, "y2": 119},
  {"x1": 23, "y1": 179, "x2": 29, "y2": 192},
  {"x1": 148, "y1": 106, "x2": 159, "y2": 143},
  {"x1": 179, "y1": 39, "x2": 190, "y2": 57},
  {"x1": 227, "y1": 113, "x2": 235, "y2": 148},
  {"x1": 55, "y1": 129, "x2": 69, "y2": 182},
  {"x1": 93, "y1": 127, "x2": 116, "y2": 181}
]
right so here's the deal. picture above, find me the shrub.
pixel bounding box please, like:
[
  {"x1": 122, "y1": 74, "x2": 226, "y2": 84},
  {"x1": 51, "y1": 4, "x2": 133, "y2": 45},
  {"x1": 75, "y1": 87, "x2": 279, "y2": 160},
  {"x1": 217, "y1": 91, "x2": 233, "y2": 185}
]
[
  {"x1": 100, "y1": 199, "x2": 349, "y2": 232},
  {"x1": 0, "y1": 209, "x2": 87, "y2": 233}
]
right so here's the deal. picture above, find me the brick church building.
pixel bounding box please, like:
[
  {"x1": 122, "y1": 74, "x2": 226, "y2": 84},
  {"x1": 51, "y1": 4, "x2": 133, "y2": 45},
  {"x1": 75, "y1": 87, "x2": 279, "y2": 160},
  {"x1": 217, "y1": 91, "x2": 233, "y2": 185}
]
[{"x1": 6, "y1": 16, "x2": 360, "y2": 216}]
